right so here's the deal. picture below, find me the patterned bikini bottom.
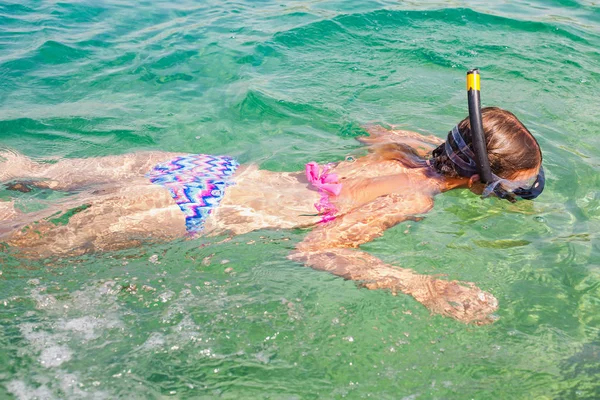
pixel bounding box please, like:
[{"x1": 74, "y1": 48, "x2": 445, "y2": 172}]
[{"x1": 147, "y1": 154, "x2": 239, "y2": 234}]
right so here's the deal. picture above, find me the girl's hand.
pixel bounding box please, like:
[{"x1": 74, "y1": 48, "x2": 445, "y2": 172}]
[{"x1": 409, "y1": 277, "x2": 499, "y2": 325}]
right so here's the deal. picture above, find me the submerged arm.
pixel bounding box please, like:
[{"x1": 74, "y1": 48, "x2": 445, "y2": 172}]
[
  {"x1": 289, "y1": 194, "x2": 498, "y2": 324},
  {"x1": 358, "y1": 125, "x2": 444, "y2": 156}
]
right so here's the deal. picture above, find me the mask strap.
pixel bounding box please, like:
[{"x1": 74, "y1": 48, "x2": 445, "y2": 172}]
[
  {"x1": 451, "y1": 126, "x2": 476, "y2": 159},
  {"x1": 482, "y1": 175, "x2": 509, "y2": 198},
  {"x1": 444, "y1": 126, "x2": 478, "y2": 175}
]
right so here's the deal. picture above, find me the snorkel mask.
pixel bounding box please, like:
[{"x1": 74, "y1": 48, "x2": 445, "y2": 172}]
[{"x1": 444, "y1": 69, "x2": 545, "y2": 203}]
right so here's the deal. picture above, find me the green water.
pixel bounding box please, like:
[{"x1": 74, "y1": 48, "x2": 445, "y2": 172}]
[{"x1": 1, "y1": 0, "x2": 600, "y2": 398}]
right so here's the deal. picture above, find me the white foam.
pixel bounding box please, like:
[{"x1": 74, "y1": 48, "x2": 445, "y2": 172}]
[
  {"x1": 40, "y1": 345, "x2": 73, "y2": 368},
  {"x1": 6, "y1": 380, "x2": 55, "y2": 400},
  {"x1": 61, "y1": 316, "x2": 122, "y2": 341},
  {"x1": 141, "y1": 332, "x2": 166, "y2": 350},
  {"x1": 30, "y1": 287, "x2": 57, "y2": 310},
  {"x1": 7, "y1": 371, "x2": 111, "y2": 400}
]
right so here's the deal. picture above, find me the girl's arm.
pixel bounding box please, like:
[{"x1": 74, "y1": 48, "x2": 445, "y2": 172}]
[
  {"x1": 289, "y1": 193, "x2": 498, "y2": 324},
  {"x1": 358, "y1": 125, "x2": 444, "y2": 157}
]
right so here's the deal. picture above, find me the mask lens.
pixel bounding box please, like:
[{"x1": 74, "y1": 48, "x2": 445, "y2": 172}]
[{"x1": 513, "y1": 166, "x2": 545, "y2": 200}]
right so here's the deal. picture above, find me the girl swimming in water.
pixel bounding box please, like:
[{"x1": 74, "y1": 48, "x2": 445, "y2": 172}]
[{"x1": 0, "y1": 107, "x2": 544, "y2": 324}]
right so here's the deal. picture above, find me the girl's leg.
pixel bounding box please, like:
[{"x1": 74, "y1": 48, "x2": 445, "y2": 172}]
[
  {"x1": 1, "y1": 150, "x2": 185, "y2": 190},
  {"x1": 4, "y1": 182, "x2": 186, "y2": 258},
  {"x1": 0, "y1": 200, "x2": 20, "y2": 237},
  {"x1": 0, "y1": 150, "x2": 42, "y2": 182},
  {"x1": 0, "y1": 200, "x2": 17, "y2": 218}
]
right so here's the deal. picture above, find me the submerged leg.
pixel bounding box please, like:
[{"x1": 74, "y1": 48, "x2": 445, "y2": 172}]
[
  {"x1": 0, "y1": 200, "x2": 18, "y2": 219},
  {"x1": 3, "y1": 182, "x2": 186, "y2": 258},
  {"x1": 0, "y1": 150, "x2": 44, "y2": 183},
  {"x1": 1, "y1": 149, "x2": 184, "y2": 190},
  {"x1": 0, "y1": 200, "x2": 20, "y2": 238}
]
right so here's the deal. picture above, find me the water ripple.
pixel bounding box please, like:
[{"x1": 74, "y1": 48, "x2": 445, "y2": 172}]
[{"x1": 1, "y1": 0, "x2": 600, "y2": 398}]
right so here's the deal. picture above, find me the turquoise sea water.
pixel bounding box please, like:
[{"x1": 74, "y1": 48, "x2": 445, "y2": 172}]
[{"x1": 1, "y1": 0, "x2": 600, "y2": 398}]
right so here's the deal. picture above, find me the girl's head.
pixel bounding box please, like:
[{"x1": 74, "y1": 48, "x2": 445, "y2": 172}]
[{"x1": 430, "y1": 107, "x2": 544, "y2": 200}]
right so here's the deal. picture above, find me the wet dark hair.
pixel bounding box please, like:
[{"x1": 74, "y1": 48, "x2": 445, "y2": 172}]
[{"x1": 430, "y1": 107, "x2": 542, "y2": 179}]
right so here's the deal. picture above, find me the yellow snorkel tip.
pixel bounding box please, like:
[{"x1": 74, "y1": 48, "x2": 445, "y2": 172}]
[{"x1": 467, "y1": 69, "x2": 481, "y2": 91}]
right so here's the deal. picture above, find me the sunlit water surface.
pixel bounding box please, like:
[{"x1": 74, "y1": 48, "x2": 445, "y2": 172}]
[{"x1": 1, "y1": 0, "x2": 600, "y2": 398}]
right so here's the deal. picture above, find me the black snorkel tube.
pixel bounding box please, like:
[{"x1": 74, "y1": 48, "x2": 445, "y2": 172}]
[
  {"x1": 466, "y1": 69, "x2": 493, "y2": 184},
  {"x1": 466, "y1": 69, "x2": 521, "y2": 202}
]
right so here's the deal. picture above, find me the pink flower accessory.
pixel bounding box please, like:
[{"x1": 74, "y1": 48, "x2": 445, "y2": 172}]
[{"x1": 305, "y1": 162, "x2": 342, "y2": 223}]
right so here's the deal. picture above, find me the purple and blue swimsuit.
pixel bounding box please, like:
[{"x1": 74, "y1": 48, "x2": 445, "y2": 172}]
[{"x1": 147, "y1": 154, "x2": 239, "y2": 234}]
